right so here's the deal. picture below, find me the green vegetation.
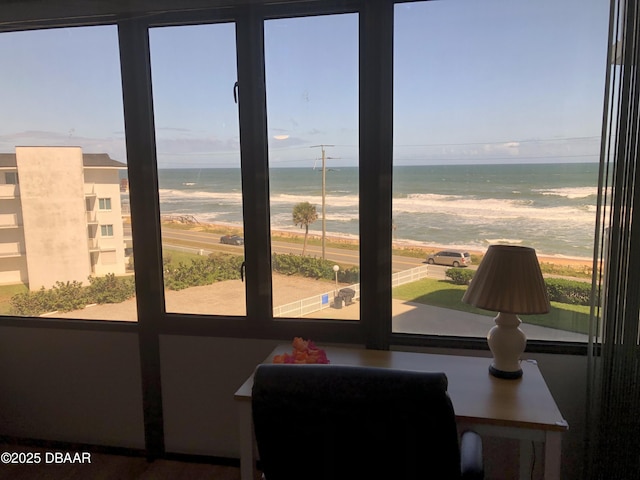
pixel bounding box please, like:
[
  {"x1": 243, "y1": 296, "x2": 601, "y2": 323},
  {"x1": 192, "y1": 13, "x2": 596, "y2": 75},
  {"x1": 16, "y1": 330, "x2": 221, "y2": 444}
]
[
  {"x1": 273, "y1": 253, "x2": 359, "y2": 283},
  {"x1": 292, "y1": 201, "x2": 319, "y2": 255},
  {"x1": 10, "y1": 274, "x2": 136, "y2": 316},
  {"x1": 445, "y1": 268, "x2": 474, "y2": 285},
  {"x1": 545, "y1": 278, "x2": 592, "y2": 305},
  {"x1": 163, "y1": 253, "x2": 244, "y2": 291},
  {"x1": 392, "y1": 277, "x2": 591, "y2": 334},
  {"x1": 539, "y1": 261, "x2": 592, "y2": 279},
  {"x1": 0, "y1": 283, "x2": 29, "y2": 314}
]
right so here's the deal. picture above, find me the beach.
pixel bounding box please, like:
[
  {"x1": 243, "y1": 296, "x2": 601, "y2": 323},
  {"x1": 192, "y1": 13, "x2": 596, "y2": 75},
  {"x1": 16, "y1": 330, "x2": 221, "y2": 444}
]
[
  {"x1": 163, "y1": 216, "x2": 594, "y2": 271},
  {"x1": 155, "y1": 163, "x2": 600, "y2": 261}
]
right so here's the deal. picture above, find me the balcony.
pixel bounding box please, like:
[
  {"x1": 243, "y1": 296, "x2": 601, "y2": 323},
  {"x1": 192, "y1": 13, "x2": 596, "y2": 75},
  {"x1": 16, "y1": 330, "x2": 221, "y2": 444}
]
[
  {"x1": 0, "y1": 184, "x2": 19, "y2": 198},
  {"x1": 88, "y1": 238, "x2": 100, "y2": 252},
  {"x1": 84, "y1": 183, "x2": 96, "y2": 197},
  {"x1": 86, "y1": 211, "x2": 98, "y2": 224},
  {"x1": 0, "y1": 241, "x2": 23, "y2": 258},
  {"x1": 0, "y1": 213, "x2": 21, "y2": 229}
]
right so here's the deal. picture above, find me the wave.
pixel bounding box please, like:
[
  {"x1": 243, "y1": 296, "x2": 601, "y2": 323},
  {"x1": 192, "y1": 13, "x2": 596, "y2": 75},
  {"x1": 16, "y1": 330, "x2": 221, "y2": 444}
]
[
  {"x1": 533, "y1": 186, "x2": 597, "y2": 199},
  {"x1": 393, "y1": 195, "x2": 594, "y2": 224},
  {"x1": 160, "y1": 188, "x2": 242, "y2": 203}
]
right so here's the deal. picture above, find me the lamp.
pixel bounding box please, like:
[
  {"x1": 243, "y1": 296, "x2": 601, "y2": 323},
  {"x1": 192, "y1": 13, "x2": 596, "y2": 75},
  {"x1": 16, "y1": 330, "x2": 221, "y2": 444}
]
[{"x1": 462, "y1": 245, "x2": 550, "y2": 379}]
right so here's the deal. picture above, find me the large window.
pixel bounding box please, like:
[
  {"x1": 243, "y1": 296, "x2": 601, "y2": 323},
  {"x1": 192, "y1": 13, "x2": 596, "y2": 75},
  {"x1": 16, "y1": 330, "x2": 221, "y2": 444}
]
[
  {"x1": 0, "y1": 0, "x2": 611, "y2": 347},
  {"x1": 0, "y1": 26, "x2": 135, "y2": 322},
  {"x1": 392, "y1": 0, "x2": 609, "y2": 342},
  {"x1": 149, "y1": 23, "x2": 246, "y2": 317},
  {"x1": 265, "y1": 14, "x2": 360, "y2": 320}
]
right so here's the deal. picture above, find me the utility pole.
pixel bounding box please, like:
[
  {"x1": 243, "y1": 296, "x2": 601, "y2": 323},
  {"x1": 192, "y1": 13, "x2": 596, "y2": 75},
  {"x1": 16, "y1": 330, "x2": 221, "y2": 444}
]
[{"x1": 311, "y1": 144, "x2": 334, "y2": 259}]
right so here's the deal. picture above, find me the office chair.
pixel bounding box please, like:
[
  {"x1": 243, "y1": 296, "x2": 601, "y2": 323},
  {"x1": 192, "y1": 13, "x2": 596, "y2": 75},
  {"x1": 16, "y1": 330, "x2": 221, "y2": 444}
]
[{"x1": 252, "y1": 364, "x2": 483, "y2": 480}]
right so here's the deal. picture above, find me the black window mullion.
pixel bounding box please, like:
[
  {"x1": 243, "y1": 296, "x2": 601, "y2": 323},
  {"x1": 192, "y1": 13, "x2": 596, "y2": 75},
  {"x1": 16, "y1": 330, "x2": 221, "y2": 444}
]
[
  {"x1": 118, "y1": 19, "x2": 165, "y2": 459},
  {"x1": 360, "y1": 0, "x2": 394, "y2": 350},
  {"x1": 236, "y1": 10, "x2": 273, "y2": 330}
]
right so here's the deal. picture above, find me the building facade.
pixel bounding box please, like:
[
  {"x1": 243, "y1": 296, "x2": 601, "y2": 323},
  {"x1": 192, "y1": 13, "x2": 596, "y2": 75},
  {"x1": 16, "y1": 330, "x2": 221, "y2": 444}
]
[{"x1": 0, "y1": 146, "x2": 127, "y2": 290}]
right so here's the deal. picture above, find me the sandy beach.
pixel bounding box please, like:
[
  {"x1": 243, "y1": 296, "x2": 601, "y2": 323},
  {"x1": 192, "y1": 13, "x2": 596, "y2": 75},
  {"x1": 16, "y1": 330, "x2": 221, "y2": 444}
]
[{"x1": 164, "y1": 217, "x2": 594, "y2": 269}]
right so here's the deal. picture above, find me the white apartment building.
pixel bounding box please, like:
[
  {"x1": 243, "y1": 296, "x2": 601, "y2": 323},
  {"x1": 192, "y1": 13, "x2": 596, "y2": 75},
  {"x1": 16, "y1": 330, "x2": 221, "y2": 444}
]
[{"x1": 0, "y1": 146, "x2": 128, "y2": 290}]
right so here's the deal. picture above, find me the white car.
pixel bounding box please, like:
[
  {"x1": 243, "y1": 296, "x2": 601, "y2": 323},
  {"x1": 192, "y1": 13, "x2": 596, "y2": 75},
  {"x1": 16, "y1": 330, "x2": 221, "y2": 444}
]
[{"x1": 426, "y1": 251, "x2": 471, "y2": 267}]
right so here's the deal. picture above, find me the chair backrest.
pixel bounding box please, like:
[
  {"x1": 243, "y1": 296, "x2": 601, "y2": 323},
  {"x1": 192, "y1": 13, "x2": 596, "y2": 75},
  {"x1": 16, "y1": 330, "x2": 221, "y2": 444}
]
[{"x1": 252, "y1": 364, "x2": 462, "y2": 480}]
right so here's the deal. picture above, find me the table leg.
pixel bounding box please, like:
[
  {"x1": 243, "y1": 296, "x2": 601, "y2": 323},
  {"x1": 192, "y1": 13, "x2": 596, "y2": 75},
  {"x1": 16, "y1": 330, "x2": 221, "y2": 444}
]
[
  {"x1": 519, "y1": 439, "x2": 533, "y2": 480},
  {"x1": 544, "y1": 431, "x2": 562, "y2": 480},
  {"x1": 237, "y1": 401, "x2": 259, "y2": 480}
]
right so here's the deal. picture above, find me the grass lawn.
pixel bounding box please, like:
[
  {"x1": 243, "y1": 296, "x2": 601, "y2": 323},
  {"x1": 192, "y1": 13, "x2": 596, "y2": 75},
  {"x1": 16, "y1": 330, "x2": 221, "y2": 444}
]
[
  {"x1": 162, "y1": 248, "x2": 204, "y2": 266},
  {"x1": 393, "y1": 278, "x2": 591, "y2": 334},
  {"x1": 0, "y1": 283, "x2": 29, "y2": 314}
]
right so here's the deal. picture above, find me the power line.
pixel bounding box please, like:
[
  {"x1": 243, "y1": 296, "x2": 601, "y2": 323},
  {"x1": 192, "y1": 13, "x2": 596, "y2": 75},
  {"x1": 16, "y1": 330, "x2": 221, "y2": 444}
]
[{"x1": 310, "y1": 144, "x2": 337, "y2": 260}]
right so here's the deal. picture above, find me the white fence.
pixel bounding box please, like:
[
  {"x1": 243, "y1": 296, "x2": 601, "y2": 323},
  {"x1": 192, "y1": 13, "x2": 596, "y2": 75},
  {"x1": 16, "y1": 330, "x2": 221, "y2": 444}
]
[{"x1": 274, "y1": 264, "x2": 430, "y2": 318}]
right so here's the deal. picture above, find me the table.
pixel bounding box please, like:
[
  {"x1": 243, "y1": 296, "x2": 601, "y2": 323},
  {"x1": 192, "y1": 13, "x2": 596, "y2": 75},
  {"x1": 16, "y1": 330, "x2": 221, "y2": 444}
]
[{"x1": 234, "y1": 345, "x2": 568, "y2": 480}]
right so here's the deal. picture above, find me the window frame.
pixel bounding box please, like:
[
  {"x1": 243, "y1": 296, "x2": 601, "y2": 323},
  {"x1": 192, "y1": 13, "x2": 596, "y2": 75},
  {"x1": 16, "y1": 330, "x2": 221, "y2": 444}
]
[
  {"x1": 100, "y1": 224, "x2": 114, "y2": 237},
  {"x1": 0, "y1": 0, "x2": 598, "y2": 463},
  {"x1": 0, "y1": 0, "x2": 591, "y2": 358},
  {"x1": 98, "y1": 197, "x2": 112, "y2": 210}
]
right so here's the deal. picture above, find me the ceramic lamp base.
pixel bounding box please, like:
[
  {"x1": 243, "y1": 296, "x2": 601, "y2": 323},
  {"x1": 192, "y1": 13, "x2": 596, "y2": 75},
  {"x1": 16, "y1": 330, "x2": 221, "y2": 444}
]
[
  {"x1": 487, "y1": 312, "x2": 527, "y2": 379},
  {"x1": 489, "y1": 364, "x2": 523, "y2": 380}
]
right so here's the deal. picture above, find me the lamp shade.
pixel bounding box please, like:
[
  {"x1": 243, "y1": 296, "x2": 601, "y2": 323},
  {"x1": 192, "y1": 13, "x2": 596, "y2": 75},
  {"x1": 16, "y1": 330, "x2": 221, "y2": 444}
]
[{"x1": 462, "y1": 245, "x2": 550, "y2": 314}]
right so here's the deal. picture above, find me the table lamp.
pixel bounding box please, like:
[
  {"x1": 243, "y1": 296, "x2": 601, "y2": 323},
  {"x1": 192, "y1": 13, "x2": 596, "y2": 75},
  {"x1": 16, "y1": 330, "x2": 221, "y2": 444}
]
[{"x1": 462, "y1": 245, "x2": 550, "y2": 379}]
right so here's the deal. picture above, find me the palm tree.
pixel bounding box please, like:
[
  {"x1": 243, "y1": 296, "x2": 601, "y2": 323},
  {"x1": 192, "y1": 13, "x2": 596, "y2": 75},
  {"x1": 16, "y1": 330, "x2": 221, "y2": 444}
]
[{"x1": 292, "y1": 201, "x2": 318, "y2": 255}]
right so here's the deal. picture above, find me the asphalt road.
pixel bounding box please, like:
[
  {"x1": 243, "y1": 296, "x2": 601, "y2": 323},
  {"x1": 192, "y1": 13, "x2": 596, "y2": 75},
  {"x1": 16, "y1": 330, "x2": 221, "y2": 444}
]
[{"x1": 148, "y1": 225, "x2": 453, "y2": 275}]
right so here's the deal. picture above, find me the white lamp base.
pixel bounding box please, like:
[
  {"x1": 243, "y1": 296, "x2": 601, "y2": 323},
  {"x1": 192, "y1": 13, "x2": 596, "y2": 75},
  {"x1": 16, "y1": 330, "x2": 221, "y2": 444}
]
[{"x1": 487, "y1": 312, "x2": 527, "y2": 380}]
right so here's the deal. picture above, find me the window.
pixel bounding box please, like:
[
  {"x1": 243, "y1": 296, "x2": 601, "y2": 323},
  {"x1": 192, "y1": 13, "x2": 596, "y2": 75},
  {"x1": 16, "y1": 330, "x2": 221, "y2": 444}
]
[
  {"x1": 0, "y1": 0, "x2": 609, "y2": 346},
  {"x1": 101, "y1": 224, "x2": 114, "y2": 237},
  {"x1": 0, "y1": 26, "x2": 135, "y2": 322},
  {"x1": 98, "y1": 198, "x2": 111, "y2": 210},
  {"x1": 391, "y1": 0, "x2": 609, "y2": 342},
  {"x1": 265, "y1": 13, "x2": 360, "y2": 320},
  {"x1": 149, "y1": 23, "x2": 246, "y2": 317},
  {"x1": 4, "y1": 172, "x2": 18, "y2": 185}
]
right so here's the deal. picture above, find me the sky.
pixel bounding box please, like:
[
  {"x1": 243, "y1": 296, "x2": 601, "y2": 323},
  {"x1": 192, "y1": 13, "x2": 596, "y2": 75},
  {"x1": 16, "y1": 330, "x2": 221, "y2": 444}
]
[{"x1": 0, "y1": 0, "x2": 611, "y2": 168}]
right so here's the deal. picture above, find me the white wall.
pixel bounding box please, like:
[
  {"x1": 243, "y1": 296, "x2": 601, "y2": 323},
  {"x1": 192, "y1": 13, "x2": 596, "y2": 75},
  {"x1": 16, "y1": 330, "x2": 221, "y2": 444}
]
[
  {"x1": 0, "y1": 327, "x2": 145, "y2": 448},
  {"x1": 85, "y1": 168, "x2": 126, "y2": 276},
  {"x1": 0, "y1": 329, "x2": 588, "y2": 480},
  {"x1": 16, "y1": 147, "x2": 91, "y2": 290}
]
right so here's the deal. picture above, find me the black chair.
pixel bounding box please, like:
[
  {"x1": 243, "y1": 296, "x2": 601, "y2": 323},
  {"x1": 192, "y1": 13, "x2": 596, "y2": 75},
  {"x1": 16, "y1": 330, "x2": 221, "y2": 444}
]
[{"x1": 252, "y1": 364, "x2": 483, "y2": 480}]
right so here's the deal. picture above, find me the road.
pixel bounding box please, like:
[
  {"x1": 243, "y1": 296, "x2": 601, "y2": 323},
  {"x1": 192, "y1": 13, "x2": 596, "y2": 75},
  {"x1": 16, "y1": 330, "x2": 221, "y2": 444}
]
[{"x1": 136, "y1": 225, "x2": 453, "y2": 276}]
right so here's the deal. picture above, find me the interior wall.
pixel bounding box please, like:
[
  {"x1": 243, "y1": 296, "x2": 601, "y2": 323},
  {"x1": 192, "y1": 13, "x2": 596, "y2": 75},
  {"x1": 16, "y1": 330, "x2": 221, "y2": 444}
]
[
  {"x1": 0, "y1": 326, "x2": 145, "y2": 448},
  {"x1": 0, "y1": 328, "x2": 587, "y2": 480}
]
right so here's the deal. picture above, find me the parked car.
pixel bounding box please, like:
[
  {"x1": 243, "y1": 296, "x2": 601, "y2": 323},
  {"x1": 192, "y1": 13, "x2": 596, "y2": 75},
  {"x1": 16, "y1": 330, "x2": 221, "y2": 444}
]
[
  {"x1": 426, "y1": 250, "x2": 471, "y2": 267},
  {"x1": 220, "y1": 235, "x2": 244, "y2": 246}
]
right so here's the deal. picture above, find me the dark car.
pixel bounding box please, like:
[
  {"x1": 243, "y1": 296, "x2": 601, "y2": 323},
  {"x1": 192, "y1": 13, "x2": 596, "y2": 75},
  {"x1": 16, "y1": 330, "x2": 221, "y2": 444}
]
[
  {"x1": 220, "y1": 235, "x2": 244, "y2": 246},
  {"x1": 426, "y1": 250, "x2": 471, "y2": 267}
]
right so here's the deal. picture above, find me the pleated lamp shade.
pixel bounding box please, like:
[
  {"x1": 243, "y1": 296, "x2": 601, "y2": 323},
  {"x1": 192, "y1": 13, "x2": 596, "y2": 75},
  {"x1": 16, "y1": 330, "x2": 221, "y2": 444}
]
[{"x1": 462, "y1": 245, "x2": 550, "y2": 314}]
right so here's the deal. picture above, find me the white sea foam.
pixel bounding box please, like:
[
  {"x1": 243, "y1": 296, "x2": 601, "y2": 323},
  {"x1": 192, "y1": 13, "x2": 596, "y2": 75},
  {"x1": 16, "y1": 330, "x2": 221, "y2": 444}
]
[
  {"x1": 393, "y1": 195, "x2": 593, "y2": 224},
  {"x1": 533, "y1": 186, "x2": 597, "y2": 199},
  {"x1": 160, "y1": 188, "x2": 243, "y2": 203},
  {"x1": 272, "y1": 193, "x2": 359, "y2": 208}
]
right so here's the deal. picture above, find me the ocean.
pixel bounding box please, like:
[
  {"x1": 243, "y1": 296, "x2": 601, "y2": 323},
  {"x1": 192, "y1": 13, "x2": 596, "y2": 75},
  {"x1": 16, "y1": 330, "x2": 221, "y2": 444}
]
[{"x1": 156, "y1": 163, "x2": 600, "y2": 260}]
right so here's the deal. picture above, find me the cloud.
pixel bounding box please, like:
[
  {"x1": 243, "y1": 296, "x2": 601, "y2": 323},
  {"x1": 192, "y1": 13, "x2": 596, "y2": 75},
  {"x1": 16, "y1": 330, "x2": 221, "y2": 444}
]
[{"x1": 0, "y1": 130, "x2": 127, "y2": 161}]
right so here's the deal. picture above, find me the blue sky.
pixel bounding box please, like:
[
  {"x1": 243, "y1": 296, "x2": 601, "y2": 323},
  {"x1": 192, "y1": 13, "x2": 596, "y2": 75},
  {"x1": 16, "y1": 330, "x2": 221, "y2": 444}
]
[{"x1": 0, "y1": 0, "x2": 610, "y2": 168}]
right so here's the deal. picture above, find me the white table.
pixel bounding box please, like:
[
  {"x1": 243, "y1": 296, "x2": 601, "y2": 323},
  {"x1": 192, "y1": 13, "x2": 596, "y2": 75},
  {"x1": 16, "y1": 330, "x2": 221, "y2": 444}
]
[{"x1": 234, "y1": 345, "x2": 568, "y2": 480}]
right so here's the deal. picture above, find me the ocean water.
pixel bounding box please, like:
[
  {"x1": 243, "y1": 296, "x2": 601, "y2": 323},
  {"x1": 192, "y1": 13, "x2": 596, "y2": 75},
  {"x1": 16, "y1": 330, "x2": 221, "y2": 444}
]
[{"x1": 156, "y1": 163, "x2": 600, "y2": 259}]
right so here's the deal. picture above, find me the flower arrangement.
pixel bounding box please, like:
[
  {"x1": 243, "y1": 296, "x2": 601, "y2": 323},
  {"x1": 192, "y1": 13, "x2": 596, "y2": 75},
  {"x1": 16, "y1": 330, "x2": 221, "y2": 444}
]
[{"x1": 273, "y1": 337, "x2": 330, "y2": 364}]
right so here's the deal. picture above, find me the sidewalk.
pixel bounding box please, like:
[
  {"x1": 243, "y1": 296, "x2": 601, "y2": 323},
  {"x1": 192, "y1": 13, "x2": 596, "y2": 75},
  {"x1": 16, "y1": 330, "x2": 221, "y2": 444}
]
[{"x1": 307, "y1": 298, "x2": 588, "y2": 342}]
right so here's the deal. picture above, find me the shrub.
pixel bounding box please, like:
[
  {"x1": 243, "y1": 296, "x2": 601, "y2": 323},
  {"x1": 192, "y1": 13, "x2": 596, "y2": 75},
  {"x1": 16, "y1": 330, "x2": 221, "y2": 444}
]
[
  {"x1": 545, "y1": 278, "x2": 591, "y2": 306},
  {"x1": 445, "y1": 268, "x2": 474, "y2": 285},
  {"x1": 87, "y1": 273, "x2": 136, "y2": 304},
  {"x1": 163, "y1": 254, "x2": 244, "y2": 290},
  {"x1": 10, "y1": 287, "x2": 55, "y2": 316},
  {"x1": 9, "y1": 274, "x2": 137, "y2": 315},
  {"x1": 271, "y1": 253, "x2": 359, "y2": 283},
  {"x1": 10, "y1": 281, "x2": 87, "y2": 315}
]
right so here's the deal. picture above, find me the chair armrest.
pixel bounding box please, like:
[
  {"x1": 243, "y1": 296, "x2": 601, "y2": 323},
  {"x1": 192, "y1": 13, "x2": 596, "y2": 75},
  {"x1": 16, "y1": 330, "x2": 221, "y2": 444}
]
[{"x1": 460, "y1": 430, "x2": 484, "y2": 480}]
